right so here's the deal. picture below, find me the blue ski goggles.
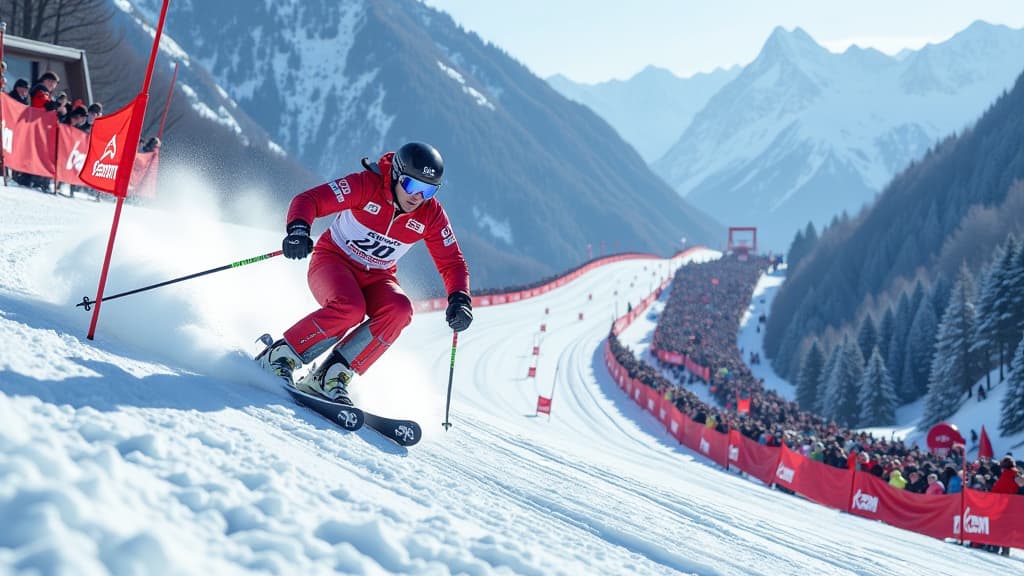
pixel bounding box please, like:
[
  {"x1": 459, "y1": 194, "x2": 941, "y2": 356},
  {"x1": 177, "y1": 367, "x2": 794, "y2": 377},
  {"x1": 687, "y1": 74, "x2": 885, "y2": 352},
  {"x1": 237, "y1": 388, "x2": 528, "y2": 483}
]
[{"x1": 397, "y1": 174, "x2": 441, "y2": 200}]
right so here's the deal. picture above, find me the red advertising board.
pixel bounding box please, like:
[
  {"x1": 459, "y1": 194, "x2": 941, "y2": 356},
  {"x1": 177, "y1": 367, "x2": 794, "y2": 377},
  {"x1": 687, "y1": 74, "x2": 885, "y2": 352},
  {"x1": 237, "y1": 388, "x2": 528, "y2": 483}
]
[
  {"x1": 774, "y1": 444, "x2": 851, "y2": 511},
  {"x1": 848, "y1": 472, "x2": 959, "y2": 540},
  {"x1": 728, "y1": 430, "x2": 781, "y2": 486}
]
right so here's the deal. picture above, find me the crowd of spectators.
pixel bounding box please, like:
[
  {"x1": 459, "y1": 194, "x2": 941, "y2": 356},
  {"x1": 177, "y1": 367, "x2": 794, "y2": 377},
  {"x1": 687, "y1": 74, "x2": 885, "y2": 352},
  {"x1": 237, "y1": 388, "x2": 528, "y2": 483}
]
[
  {"x1": 608, "y1": 252, "x2": 1022, "y2": 553},
  {"x1": 3, "y1": 68, "x2": 105, "y2": 194}
]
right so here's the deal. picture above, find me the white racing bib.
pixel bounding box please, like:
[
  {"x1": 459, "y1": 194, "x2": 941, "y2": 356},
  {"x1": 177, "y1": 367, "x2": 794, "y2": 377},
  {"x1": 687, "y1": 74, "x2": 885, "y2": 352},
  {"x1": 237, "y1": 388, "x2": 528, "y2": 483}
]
[{"x1": 329, "y1": 211, "x2": 414, "y2": 269}]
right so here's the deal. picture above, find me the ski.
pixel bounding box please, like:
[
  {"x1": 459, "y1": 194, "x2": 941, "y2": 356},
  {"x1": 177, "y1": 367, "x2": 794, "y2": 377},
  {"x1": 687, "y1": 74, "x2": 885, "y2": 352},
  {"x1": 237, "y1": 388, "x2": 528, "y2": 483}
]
[
  {"x1": 282, "y1": 383, "x2": 365, "y2": 431},
  {"x1": 281, "y1": 383, "x2": 421, "y2": 446},
  {"x1": 363, "y1": 412, "x2": 422, "y2": 447}
]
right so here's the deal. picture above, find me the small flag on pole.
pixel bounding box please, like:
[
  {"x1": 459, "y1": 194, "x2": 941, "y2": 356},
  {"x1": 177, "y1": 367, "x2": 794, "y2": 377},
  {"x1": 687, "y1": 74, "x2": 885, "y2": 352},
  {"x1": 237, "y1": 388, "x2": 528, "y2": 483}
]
[
  {"x1": 978, "y1": 425, "x2": 994, "y2": 460},
  {"x1": 736, "y1": 391, "x2": 750, "y2": 414},
  {"x1": 536, "y1": 395, "x2": 552, "y2": 415}
]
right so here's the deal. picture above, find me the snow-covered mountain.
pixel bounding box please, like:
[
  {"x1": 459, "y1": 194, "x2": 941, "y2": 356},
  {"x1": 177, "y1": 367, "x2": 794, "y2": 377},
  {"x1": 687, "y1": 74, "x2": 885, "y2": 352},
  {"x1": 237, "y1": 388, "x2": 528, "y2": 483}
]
[
  {"x1": 3, "y1": 182, "x2": 1020, "y2": 575},
  {"x1": 653, "y1": 21, "x2": 1024, "y2": 250},
  {"x1": 121, "y1": 0, "x2": 722, "y2": 290},
  {"x1": 547, "y1": 65, "x2": 740, "y2": 162},
  {"x1": 103, "y1": 1, "x2": 321, "y2": 201}
]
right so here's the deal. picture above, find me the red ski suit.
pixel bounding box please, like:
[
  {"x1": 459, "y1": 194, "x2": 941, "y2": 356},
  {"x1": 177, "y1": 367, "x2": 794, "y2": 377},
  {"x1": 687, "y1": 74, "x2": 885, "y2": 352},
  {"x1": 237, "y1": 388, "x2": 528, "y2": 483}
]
[{"x1": 282, "y1": 152, "x2": 469, "y2": 373}]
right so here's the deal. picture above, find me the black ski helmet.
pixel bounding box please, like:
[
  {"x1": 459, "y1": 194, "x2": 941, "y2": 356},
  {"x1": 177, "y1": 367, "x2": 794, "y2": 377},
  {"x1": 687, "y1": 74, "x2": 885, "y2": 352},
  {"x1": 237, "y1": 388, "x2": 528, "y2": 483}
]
[{"x1": 391, "y1": 142, "x2": 444, "y2": 186}]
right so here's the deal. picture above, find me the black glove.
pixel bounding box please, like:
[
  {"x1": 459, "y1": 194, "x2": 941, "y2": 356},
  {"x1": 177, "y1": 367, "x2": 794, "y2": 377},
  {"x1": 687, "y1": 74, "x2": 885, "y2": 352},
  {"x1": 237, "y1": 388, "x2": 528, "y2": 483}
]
[
  {"x1": 282, "y1": 220, "x2": 313, "y2": 259},
  {"x1": 446, "y1": 291, "x2": 473, "y2": 332}
]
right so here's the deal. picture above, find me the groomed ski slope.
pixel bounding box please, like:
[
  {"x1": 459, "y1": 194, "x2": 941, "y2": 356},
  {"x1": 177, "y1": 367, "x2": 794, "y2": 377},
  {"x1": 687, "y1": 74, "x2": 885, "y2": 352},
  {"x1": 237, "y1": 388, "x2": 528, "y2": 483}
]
[{"x1": 0, "y1": 183, "x2": 1018, "y2": 575}]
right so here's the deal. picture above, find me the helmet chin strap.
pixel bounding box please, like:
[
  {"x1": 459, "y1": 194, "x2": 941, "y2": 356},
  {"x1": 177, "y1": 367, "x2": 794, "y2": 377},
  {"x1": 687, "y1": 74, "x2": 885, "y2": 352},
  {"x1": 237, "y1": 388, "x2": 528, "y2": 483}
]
[{"x1": 391, "y1": 183, "x2": 407, "y2": 215}]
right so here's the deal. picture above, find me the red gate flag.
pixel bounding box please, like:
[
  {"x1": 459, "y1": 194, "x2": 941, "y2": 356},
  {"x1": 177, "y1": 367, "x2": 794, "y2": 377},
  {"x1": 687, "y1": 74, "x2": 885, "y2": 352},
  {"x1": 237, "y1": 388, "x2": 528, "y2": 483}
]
[
  {"x1": 86, "y1": 0, "x2": 169, "y2": 341},
  {"x1": 536, "y1": 395, "x2": 552, "y2": 415},
  {"x1": 978, "y1": 425, "x2": 994, "y2": 460},
  {"x1": 78, "y1": 95, "x2": 145, "y2": 196},
  {"x1": 736, "y1": 392, "x2": 750, "y2": 414}
]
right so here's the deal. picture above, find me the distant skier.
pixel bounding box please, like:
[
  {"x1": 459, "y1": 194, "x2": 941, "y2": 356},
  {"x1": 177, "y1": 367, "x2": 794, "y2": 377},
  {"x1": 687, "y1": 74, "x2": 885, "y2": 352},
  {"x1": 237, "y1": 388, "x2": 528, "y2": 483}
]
[{"x1": 257, "y1": 142, "x2": 473, "y2": 404}]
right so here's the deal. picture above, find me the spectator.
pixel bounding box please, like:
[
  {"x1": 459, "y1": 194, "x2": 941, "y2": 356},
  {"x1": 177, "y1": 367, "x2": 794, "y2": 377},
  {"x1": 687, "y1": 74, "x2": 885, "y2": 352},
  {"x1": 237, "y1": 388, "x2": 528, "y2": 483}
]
[
  {"x1": 67, "y1": 106, "x2": 88, "y2": 130},
  {"x1": 141, "y1": 136, "x2": 161, "y2": 153},
  {"x1": 925, "y1": 473, "x2": 945, "y2": 495},
  {"x1": 991, "y1": 456, "x2": 1017, "y2": 555},
  {"x1": 29, "y1": 71, "x2": 59, "y2": 109},
  {"x1": 81, "y1": 102, "x2": 103, "y2": 132},
  {"x1": 992, "y1": 456, "x2": 1019, "y2": 494},
  {"x1": 8, "y1": 78, "x2": 29, "y2": 105},
  {"x1": 53, "y1": 91, "x2": 70, "y2": 121},
  {"x1": 906, "y1": 470, "x2": 927, "y2": 493},
  {"x1": 941, "y1": 464, "x2": 963, "y2": 494},
  {"x1": 809, "y1": 442, "x2": 825, "y2": 462},
  {"x1": 888, "y1": 468, "x2": 907, "y2": 489}
]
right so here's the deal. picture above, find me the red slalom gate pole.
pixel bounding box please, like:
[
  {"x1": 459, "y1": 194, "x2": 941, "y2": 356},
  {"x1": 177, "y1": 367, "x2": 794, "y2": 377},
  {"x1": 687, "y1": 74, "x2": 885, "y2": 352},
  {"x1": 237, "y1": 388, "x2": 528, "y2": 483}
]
[{"x1": 87, "y1": 0, "x2": 172, "y2": 340}]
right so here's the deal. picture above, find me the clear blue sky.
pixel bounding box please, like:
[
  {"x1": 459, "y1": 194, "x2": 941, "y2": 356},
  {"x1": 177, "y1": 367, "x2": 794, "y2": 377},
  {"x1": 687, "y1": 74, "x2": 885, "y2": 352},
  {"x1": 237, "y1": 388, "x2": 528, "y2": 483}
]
[{"x1": 423, "y1": 0, "x2": 1024, "y2": 83}]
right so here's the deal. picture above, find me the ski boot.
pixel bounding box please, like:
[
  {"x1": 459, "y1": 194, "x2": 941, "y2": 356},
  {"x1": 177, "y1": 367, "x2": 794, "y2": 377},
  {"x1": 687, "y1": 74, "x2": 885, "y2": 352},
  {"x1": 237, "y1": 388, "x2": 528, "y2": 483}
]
[
  {"x1": 256, "y1": 335, "x2": 303, "y2": 386},
  {"x1": 296, "y1": 350, "x2": 356, "y2": 405}
]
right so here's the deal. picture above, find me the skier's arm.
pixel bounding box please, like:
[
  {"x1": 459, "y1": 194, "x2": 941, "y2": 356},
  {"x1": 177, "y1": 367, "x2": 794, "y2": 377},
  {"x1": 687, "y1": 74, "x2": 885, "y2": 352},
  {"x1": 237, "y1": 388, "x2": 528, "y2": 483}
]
[
  {"x1": 286, "y1": 171, "x2": 370, "y2": 228},
  {"x1": 423, "y1": 206, "x2": 470, "y2": 297}
]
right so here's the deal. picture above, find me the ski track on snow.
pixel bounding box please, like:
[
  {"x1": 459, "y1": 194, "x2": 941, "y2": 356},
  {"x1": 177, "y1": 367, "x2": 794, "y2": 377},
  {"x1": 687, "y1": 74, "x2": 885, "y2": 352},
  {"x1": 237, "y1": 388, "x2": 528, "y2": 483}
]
[{"x1": 2, "y1": 186, "x2": 1021, "y2": 575}]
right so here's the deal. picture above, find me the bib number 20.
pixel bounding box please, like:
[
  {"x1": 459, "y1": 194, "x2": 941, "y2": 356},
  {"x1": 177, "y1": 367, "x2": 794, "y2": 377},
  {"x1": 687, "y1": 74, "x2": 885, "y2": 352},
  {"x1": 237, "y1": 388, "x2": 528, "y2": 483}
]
[{"x1": 351, "y1": 237, "x2": 396, "y2": 259}]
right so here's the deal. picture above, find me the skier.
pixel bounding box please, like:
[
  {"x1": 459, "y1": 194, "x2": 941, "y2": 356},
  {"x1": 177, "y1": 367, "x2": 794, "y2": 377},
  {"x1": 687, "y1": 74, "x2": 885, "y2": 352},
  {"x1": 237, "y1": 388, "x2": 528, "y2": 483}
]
[{"x1": 257, "y1": 142, "x2": 473, "y2": 405}]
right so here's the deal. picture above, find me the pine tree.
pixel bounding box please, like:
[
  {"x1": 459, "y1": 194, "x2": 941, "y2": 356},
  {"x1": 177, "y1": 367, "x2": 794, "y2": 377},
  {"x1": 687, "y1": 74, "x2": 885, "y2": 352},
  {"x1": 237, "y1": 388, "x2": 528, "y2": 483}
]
[
  {"x1": 1007, "y1": 242, "x2": 1024, "y2": 364},
  {"x1": 877, "y1": 307, "x2": 895, "y2": 366},
  {"x1": 857, "y1": 314, "x2": 878, "y2": 367},
  {"x1": 910, "y1": 281, "x2": 926, "y2": 323},
  {"x1": 859, "y1": 347, "x2": 898, "y2": 426},
  {"x1": 975, "y1": 236, "x2": 1016, "y2": 381},
  {"x1": 972, "y1": 242, "x2": 1007, "y2": 386},
  {"x1": 922, "y1": 266, "x2": 978, "y2": 428},
  {"x1": 1000, "y1": 333, "x2": 1024, "y2": 435},
  {"x1": 773, "y1": 319, "x2": 802, "y2": 381},
  {"x1": 817, "y1": 343, "x2": 843, "y2": 415},
  {"x1": 787, "y1": 229, "x2": 806, "y2": 271},
  {"x1": 904, "y1": 294, "x2": 939, "y2": 401},
  {"x1": 797, "y1": 340, "x2": 825, "y2": 411},
  {"x1": 822, "y1": 337, "x2": 865, "y2": 427},
  {"x1": 887, "y1": 292, "x2": 912, "y2": 398}
]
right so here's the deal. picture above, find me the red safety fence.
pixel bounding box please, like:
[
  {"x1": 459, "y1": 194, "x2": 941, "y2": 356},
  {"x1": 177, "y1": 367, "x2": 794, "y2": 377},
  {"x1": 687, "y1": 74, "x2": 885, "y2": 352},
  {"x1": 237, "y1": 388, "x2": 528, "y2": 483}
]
[
  {"x1": 414, "y1": 246, "x2": 706, "y2": 312},
  {"x1": 603, "y1": 285, "x2": 1024, "y2": 549},
  {"x1": 1, "y1": 95, "x2": 158, "y2": 197}
]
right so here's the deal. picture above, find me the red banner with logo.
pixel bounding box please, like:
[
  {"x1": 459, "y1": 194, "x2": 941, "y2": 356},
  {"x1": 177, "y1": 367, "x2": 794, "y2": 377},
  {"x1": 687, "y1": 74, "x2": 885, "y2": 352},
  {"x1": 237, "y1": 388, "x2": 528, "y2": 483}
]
[
  {"x1": 962, "y1": 488, "x2": 1024, "y2": 547},
  {"x1": 774, "y1": 444, "x2": 851, "y2": 511},
  {"x1": 128, "y1": 151, "x2": 159, "y2": 198},
  {"x1": 56, "y1": 123, "x2": 90, "y2": 186},
  {"x1": 728, "y1": 430, "x2": 781, "y2": 485},
  {"x1": 848, "y1": 472, "x2": 959, "y2": 540},
  {"x1": 78, "y1": 98, "x2": 139, "y2": 195},
  {"x1": 681, "y1": 419, "x2": 729, "y2": 467},
  {"x1": 667, "y1": 406, "x2": 685, "y2": 443},
  {"x1": 2, "y1": 95, "x2": 57, "y2": 176}
]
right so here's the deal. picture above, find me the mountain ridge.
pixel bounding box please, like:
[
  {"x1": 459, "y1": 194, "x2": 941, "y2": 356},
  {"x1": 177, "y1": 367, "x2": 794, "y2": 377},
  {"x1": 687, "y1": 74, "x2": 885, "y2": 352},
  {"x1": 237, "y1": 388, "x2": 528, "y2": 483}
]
[
  {"x1": 644, "y1": 21, "x2": 1024, "y2": 250},
  {"x1": 125, "y1": 0, "x2": 722, "y2": 291}
]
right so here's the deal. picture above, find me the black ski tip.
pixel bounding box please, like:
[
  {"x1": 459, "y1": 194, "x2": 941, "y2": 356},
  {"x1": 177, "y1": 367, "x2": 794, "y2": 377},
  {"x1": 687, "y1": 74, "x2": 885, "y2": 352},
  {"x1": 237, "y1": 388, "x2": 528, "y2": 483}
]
[{"x1": 364, "y1": 412, "x2": 422, "y2": 447}]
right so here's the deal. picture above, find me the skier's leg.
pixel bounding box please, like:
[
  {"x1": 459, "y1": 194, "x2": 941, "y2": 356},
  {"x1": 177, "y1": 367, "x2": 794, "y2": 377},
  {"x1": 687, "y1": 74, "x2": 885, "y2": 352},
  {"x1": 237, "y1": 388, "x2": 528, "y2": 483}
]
[
  {"x1": 338, "y1": 277, "x2": 413, "y2": 374},
  {"x1": 283, "y1": 251, "x2": 367, "y2": 364}
]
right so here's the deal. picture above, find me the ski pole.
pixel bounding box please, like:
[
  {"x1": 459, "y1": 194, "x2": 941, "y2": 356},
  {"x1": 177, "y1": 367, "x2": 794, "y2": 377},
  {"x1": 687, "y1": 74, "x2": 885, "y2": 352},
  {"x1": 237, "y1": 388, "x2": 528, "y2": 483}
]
[
  {"x1": 76, "y1": 250, "x2": 284, "y2": 311},
  {"x1": 442, "y1": 330, "x2": 459, "y2": 430}
]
